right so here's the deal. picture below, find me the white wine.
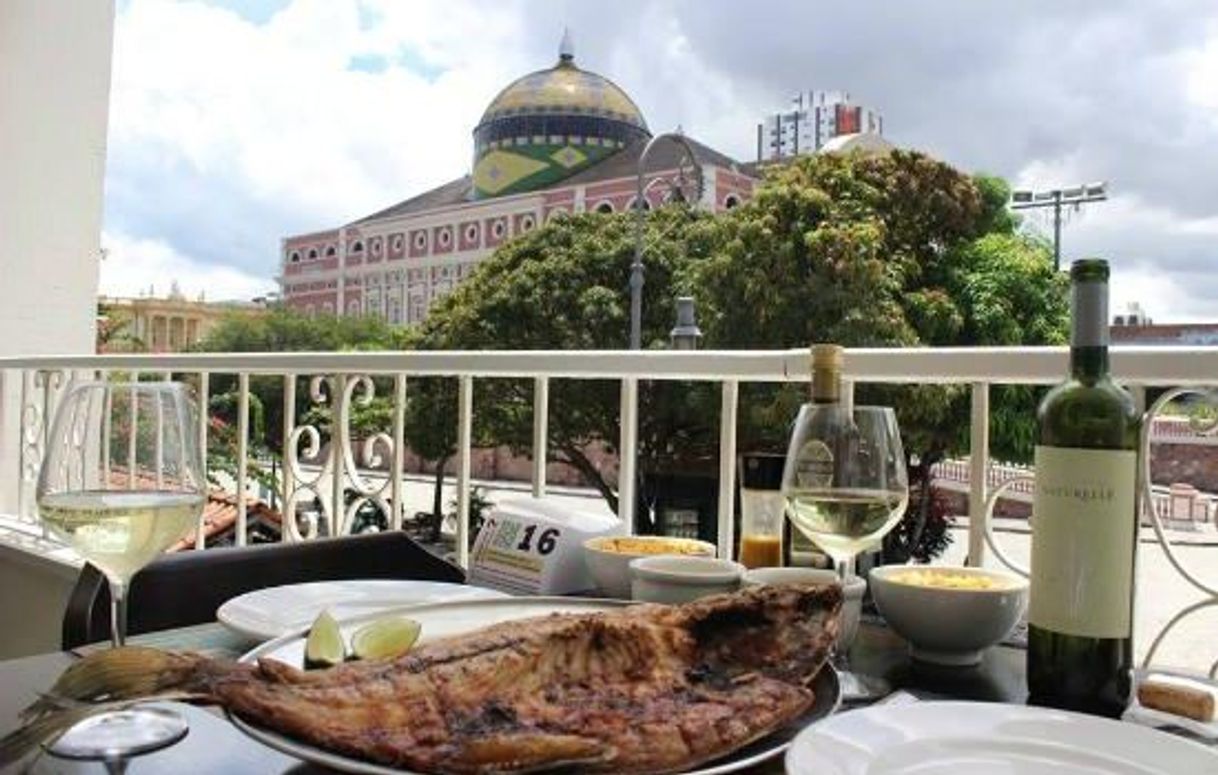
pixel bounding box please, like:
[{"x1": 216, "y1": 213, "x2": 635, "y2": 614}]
[
  {"x1": 785, "y1": 487, "x2": 906, "y2": 558},
  {"x1": 39, "y1": 490, "x2": 204, "y2": 580}
]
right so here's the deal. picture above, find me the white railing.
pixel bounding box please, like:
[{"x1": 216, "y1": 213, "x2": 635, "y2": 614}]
[{"x1": 4, "y1": 345, "x2": 1218, "y2": 570}]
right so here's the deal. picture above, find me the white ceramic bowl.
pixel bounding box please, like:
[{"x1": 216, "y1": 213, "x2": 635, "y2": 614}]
[
  {"x1": 742, "y1": 567, "x2": 866, "y2": 651},
  {"x1": 583, "y1": 535, "x2": 717, "y2": 599},
  {"x1": 629, "y1": 556, "x2": 744, "y2": 604},
  {"x1": 869, "y1": 565, "x2": 1029, "y2": 666}
]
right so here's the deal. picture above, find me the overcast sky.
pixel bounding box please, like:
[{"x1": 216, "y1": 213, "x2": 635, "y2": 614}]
[{"x1": 101, "y1": 0, "x2": 1218, "y2": 322}]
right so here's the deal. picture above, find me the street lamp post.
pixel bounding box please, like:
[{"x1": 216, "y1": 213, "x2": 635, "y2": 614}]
[{"x1": 631, "y1": 131, "x2": 704, "y2": 349}]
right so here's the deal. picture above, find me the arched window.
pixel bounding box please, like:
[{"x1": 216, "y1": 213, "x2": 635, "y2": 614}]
[
  {"x1": 392, "y1": 234, "x2": 404, "y2": 252},
  {"x1": 723, "y1": 194, "x2": 741, "y2": 210},
  {"x1": 491, "y1": 219, "x2": 506, "y2": 239},
  {"x1": 351, "y1": 240, "x2": 364, "y2": 253},
  {"x1": 519, "y1": 214, "x2": 536, "y2": 232},
  {"x1": 464, "y1": 223, "x2": 480, "y2": 242},
  {"x1": 626, "y1": 197, "x2": 651, "y2": 212},
  {"x1": 595, "y1": 201, "x2": 614, "y2": 214},
  {"x1": 289, "y1": 250, "x2": 301, "y2": 263},
  {"x1": 325, "y1": 245, "x2": 337, "y2": 257},
  {"x1": 307, "y1": 248, "x2": 318, "y2": 260},
  {"x1": 370, "y1": 238, "x2": 382, "y2": 256},
  {"x1": 438, "y1": 227, "x2": 452, "y2": 247}
]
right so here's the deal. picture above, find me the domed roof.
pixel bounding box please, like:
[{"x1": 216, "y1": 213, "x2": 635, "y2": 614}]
[
  {"x1": 470, "y1": 31, "x2": 651, "y2": 199},
  {"x1": 478, "y1": 35, "x2": 647, "y2": 131}
]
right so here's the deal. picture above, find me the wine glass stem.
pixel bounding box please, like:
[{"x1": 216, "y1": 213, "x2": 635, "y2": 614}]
[
  {"x1": 109, "y1": 578, "x2": 128, "y2": 648},
  {"x1": 833, "y1": 552, "x2": 857, "y2": 582}
]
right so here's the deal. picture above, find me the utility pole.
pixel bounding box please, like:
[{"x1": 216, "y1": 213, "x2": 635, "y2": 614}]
[{"x1": 1010, "y1": 183, "x2": 1108, "y2": 271}]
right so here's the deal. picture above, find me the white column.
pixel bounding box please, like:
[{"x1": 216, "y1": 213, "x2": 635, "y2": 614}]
[
  {"x1": 700, "y1": 164, "x2": 717, "y2": 210},
  {"x1": 967, "y1": 382, "x2": 990, "y2": 566},
  {"x1": 0, "y1": 0, "x2": 114, "y2": 514},
  {"x1": 336, "y1": 226, "x2": 347, "y2": 314}
]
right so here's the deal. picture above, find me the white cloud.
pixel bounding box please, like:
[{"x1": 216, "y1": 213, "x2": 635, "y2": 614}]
[
  {"x1": 105, "y1": 1, "x2": 1218, "y2": 325},
  {"x1": 100, "y1": 230, "x2": 273, "y2": 301},
  {"x1": 108, "y1": 0, "x2": 523, "y2": 225}
]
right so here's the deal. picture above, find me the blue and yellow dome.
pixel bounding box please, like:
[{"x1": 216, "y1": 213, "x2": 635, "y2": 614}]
[{"x1": 471, "y1": 33, "x2": 650, "y2": 199}]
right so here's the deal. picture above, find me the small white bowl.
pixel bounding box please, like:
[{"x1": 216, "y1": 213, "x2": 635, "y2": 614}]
[
  {"x1": 869, "y1": 565, "x2": 1028, "y2": 666},
  {"x1": 583, "y1": 536, "x2": 717, "y2": 599},
  {"x1": 629, "y1": 556, "x2": 744, "y2": 604},
  {"x1": 742, "y1": 567, "x2": 865, "y2": 652}
]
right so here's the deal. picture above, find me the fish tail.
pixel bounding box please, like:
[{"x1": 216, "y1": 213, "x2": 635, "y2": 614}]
[{"x1": 23, "y1": 646, "x2": 211, "y2": 718}]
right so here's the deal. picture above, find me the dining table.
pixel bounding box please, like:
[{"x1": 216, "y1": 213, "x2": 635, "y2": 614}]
[{"x1": 0, "y1": 608, "x2": 1031, "y2": 774}]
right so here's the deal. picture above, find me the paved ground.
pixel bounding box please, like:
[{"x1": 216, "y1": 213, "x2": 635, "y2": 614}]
[{"x1": 371, "y1": 473, "x2": 1218, "y2": 674}]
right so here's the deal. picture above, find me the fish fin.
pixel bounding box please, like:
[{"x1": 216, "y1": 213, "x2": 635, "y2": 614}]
[
  {"x1": 255, "y1": 657, "x2": 308, "y2": 683},
  {"x1": 449, "y1": 732, "x2": 611, "y2": 773}
]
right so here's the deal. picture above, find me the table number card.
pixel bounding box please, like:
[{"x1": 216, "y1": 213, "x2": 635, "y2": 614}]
[{"x1": 469, "y1": 497, "x2": 622, "y2": 595}]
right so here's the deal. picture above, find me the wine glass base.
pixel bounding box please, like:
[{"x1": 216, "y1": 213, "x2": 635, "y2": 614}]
[
  {"x1": 46, "y1": 707, "x2": 188, "y2": 760},
  {"x1": 837, "y1": 668, "x2": 892, "y2": 702}
]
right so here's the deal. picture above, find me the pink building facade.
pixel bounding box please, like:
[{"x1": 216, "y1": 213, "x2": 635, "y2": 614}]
[{"x1": 279, "y1": 40, "x2": 758, "y2": 325}]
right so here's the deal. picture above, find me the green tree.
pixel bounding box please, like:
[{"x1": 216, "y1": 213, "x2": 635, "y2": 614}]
[
  {"x1": 686, "y1": 150, "x2": 1068, "y2": 560},
  {"x1": 96, "y1": 302, "x2": 146, "y2": 353},
  {"x1": 194, "y1": 307, "x2": 416, "y2": 454},
  {"x1": 408, "y1": 208, "x2": 716, "y2": 524}
]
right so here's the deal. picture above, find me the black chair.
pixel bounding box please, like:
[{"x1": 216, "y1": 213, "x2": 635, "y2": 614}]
[{"x1": 63, "y1": 531, "x2": 464, "y2": 649}]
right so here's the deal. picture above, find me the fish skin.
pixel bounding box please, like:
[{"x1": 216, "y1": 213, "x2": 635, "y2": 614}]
[{"x1": 209, "y1": 584, "x2": 841, "y2": 774}]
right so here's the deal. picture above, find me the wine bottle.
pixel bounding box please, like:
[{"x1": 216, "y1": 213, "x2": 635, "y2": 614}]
[
  {"x1": 783, "y1": 344, "x2": 844, "y2": 568},
  {"x1": 1027, "y1": 259, "x2": 1140, "y2": 717}
]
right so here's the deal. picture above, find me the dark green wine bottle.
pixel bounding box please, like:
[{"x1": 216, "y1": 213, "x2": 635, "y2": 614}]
[{"x1": 1027, "y1": 259, "x2": 1140, "y2": 717}]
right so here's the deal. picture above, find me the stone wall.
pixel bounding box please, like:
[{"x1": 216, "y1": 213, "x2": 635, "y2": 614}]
[{"x1": 1149, "y1": 442, "x2": 1218, "y2": 492}]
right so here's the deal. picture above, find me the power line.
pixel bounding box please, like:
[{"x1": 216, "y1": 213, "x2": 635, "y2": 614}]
[{"x1": 1010, "y1": 182, "x2": 1108, "y2": 271}]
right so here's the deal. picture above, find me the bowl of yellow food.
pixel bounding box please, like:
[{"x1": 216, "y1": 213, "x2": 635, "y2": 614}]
[
  {"x1": 583, "y1": 535, "x2": 717, "y2": 599},
  {"x1": 869, "y1": 565, "x2": 1028, "y2": 666}
]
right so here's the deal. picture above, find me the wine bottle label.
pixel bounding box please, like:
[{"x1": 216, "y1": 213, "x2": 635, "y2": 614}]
[
  {"x1": 1029, "y1": 446, "x2": 1137, "y2": 638},
  {"x1": 794, "y1": 440, "x2": 834, "y2": 487}
]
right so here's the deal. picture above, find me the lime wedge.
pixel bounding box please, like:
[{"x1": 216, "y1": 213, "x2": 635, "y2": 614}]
[
  {"x1": 303, "y1": 609, "x2": 345, "y2": 670},
  {"x1": 349, "y1": 616, "x2": 422, "y2": 662}
]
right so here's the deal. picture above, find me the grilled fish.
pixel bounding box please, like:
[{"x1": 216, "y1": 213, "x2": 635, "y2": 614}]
[{"x1": 12, "y1": 584, "x2": 841, "y2": 774}]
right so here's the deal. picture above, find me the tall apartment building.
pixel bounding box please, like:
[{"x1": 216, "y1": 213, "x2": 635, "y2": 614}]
[{"x1": 756, "y1": 91, "x2": 883, "y2": 162}]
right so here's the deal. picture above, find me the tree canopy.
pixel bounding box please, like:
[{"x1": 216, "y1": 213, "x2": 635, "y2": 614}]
[
  {"x1": 686, "y1": 150, "x2": 1067, "y2": 462},
  {"x1": 407, "y1": 207, "x2": 716, "y2": 514}
]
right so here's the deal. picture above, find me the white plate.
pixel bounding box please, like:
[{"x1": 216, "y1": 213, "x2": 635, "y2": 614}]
[
  {"x1": 216, "y1": 580, "x2": 509, "y2": 641},
  {"x1": 230, "y1": 596, "x2": 840, "y2": 774},
  {"x1": 786, "y1": 700, "x2": 1218, "y2": 774}
]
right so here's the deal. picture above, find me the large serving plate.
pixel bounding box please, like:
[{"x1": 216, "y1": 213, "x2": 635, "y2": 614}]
[
  {"x1": 786, "y1": 700, "x2": 1218, "y2": 774},
  {"x1": 217, "y1": 580, "x2": 508, "y2": 641},
  {"x1": 231, "y1": 596, "x2": 840, "y2": 775}
]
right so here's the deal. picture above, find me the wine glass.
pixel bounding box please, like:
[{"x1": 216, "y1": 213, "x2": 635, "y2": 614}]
[
  {"x1": 37, "y1": 381, "x2": 206, "y2": 759},
  {"x1": 782, "y1": 404, "x2": 909, "y2": 699}
]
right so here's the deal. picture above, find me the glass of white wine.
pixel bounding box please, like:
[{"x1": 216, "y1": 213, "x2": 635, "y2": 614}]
[
  {"x1": 37, "y1": 381, "x2": 205, "y2": 760},
  {"x1": 782, "y1": 404, "x2": 909, "y2": 697}
]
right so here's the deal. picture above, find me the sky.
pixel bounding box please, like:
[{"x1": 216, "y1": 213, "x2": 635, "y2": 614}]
[{"x1": 101, "y1": 0, "x2": 1218, "y2": 322}]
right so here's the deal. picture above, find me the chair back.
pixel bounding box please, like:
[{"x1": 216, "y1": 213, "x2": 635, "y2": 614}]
[{"x1": 63, "y1": 532, "x2": 464, "y2": 649}]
